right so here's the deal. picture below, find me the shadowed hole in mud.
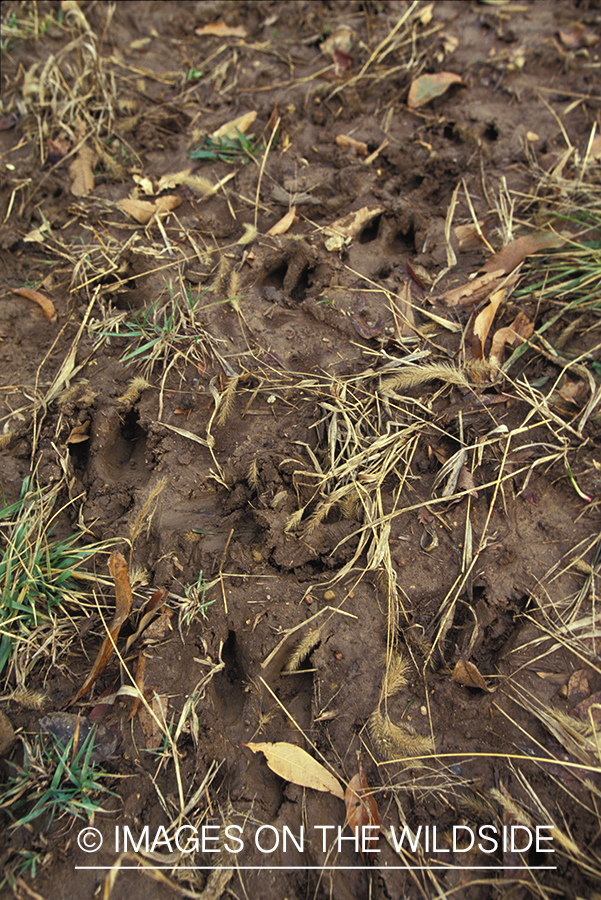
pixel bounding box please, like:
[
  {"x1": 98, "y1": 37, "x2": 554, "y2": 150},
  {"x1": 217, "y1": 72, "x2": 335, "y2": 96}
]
[
  {"x1": 212, "y1": 630, "x2": 246, "y2": 726},
  {"x1": 101, "y1": 408, "x2": 146, "y2": 471},
  {"x1": 358, "y1": 213, "x2": 382, "y2": 244}
]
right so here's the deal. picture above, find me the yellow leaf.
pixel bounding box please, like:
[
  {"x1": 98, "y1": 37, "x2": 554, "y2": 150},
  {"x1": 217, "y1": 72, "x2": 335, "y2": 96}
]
[
  {"x1": 212, "y1": 111, "x2": 257, "y2": 140},
  {"x1": 195, "y1": 21, "x2": 247, "y2": 38},
  {"x1": 244, "y1": 741, "x2": 344, "y2": 800}
]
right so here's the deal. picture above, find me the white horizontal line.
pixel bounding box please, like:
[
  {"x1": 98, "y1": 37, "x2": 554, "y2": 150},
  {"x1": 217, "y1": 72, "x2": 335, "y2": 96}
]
[{"x1": 75, "y1": 866, "x2": 557, "y2": 871}]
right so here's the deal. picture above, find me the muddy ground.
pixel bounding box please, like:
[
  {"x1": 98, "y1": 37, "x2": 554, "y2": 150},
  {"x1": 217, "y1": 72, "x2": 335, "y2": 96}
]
[{"x1": 1, "y1": 1, "x2": 601, "y2": 898}]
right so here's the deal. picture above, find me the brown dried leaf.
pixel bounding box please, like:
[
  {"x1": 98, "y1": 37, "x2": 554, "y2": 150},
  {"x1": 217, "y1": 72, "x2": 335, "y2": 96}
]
[
  {"x1": 123, "y1": 586, "x2": 170, "y2": 652},
  {"x1": 558, "y1": 379, "x2": 588, "y2": 405},
  {"x1": 572, "y1": 690, "x2": 601, "y2": 726},
  {"x1": 481, "y1": 232, "x2": 565, "y2": 275},
  {"x1": 336, "y1": 134, "x2": 368, "y2": 155},
  {"x1": 441, "y1": 270, "x2": 517, "y2": 308},
  {"x1": 457, "y1": 465, "x2": 478, "y2": 498},
  {"x1": 244, "y1": 741, "x2": 344, "y2": 800},
  {"x1": 489, "y1": 311, "x2": 534, "y2": 367},
  {"x1": 70, "y1": 552, "x2": 133, "y2": 704},
  {"x1": 452, "y1": 658, "x2": 490, "y2": 691},
  {"x1": 568, "y1": 669, "x2": 590, "y2": 701},
  {"x1": 473, "y1": 286, "x2": 506, "y2": 357},
  {"x1": 407, "y1": 72, "x2": 465, "y2": 109},
  {"x1": 267, "y1": 206, "x2": 297, "y2": 236},
  {"x1": 66, "y1": 421, "x2": 90, "y2": 444},
  {"x1": 195, "y1": 21, "x2": 247, "y2": 38},
  {"x1": 417, "y1": 507, "x2": 435, "y2": 526},
  {"x1": 454, "y1": 222, "x2": 487, "y2": 250},
  {"x1": 11, "y1": 287, "x2": 57, "y2": 323},
  {"x1": 69, "y1": 145, "x2": 97, "y2": 197},
  {"x1": 345, "y1": 759, "x2": 380, "y2": 863},
  {"x1": 117, "y1": 195, "x2": 181, "y2": 224}
]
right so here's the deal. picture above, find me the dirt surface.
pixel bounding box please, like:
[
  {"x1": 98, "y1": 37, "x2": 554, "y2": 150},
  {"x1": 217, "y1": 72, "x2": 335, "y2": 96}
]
[{"x1": 1, "y1": 1, "x2": 601, "y2": 898}]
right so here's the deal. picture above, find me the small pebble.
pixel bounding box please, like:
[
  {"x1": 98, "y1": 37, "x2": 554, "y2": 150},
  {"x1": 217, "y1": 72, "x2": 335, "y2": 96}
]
[
  {"x1": 324, "y1": 589, "x2": 336, "y2": 601},
  {"x1": 420, "y1": 706, "x2": 427, "y2": 716}
]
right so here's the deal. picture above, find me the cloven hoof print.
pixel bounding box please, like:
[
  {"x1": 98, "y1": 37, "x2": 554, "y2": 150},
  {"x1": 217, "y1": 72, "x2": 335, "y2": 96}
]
[{"x1": 1, "y1": 1, "x2": 600, "y2": 898}]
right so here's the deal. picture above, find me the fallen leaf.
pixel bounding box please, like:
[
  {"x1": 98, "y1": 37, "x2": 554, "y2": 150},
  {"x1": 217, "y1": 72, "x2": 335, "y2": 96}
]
[
  {"x1": 195, "y1": 21, "x2": 247, "y2": 38},
  {"x1": 267, "y1": 206, "x2": 297, "y2": 236},
  {"x1": 481, "y1": 232, "x2": 565, "y2": 276},
  {"x1": 211, "y1": 111, "x2": 257, "y2": 140},
  {"x1": 324, "y1": 205, "x2": 384, "y2": 251},
  {"x1": 407, "y1": 72, "x2": 465, "y2": 109},
  {"x1": 154, "y1": 195, "x2": 182, "y2": 215},
  {"x1": 345, "y1": 759, "x2": 380, "y2": 863},
  {"x1": 11, "y1": 287, "x2": 57, "y2": 323},
  {"x1": 70, "y1": 551, "x2": 133, "y2": 704},
  {"x1": 244, "y1": 741, "x2": 344, "y2": 800},
  {"x1": 457, "y1": 465, "x2": 478, "y2": 498},
  {"x1": 473, "y1": 286, "x2": 506, "y2": 357},
  {"x1": 454, "y1": 222, "x2": 488, "y2": 250},
  {"x1": 66, "y1": 421, "x2": 90, "y2": 444},
  {"x1": 568, "y1": 669, "x2": 590, "y2": 702},
  {"x1": 489, "y1": 311, "x2": 534, "y2": 367},
  {"x1": 441, "y1": 271, "x2": 518, "y2": 308},
  {"x1": 336, "y1": 134, "x2": 368, "y2": 155},
  {"x1": 132, "y1": 174, "x2": 155, "y2": 194},
  {"x1": 452, "y1": 658, "x2": 490, "y2": 691},
  {"x1": 117, "y1": 195, "x2": 181, "y2": 224},
  {"x1": 138, "y1": 694, "x2": 168, "y2": 749},
  {"x1": 571, "y1": 690, "x2": 601, "y2": 727},
  {"x1": 69, "y1": 144, "x2": 97, "y2": 197},
  {"x1": 558, "y1": 379, "x2": 588, "y2": 405}
]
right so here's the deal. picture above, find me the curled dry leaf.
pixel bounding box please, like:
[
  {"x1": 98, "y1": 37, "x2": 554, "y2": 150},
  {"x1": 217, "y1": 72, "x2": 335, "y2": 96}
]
[
  {"x1": 489, "y1": 311, "x2": 534, "y2": 367},
  {"x1": 452, "y1": 658, "x2": 491, "y2": 691},
  {"x1": 267, "y1": 206, "x2": 296, "y2": 236},
  {"x1": 407, "y1": 72, "x2": 465, "y2": 109},
  {"x1": 124, "y1": 587, "x2": 168, "y2": 653},
  {"x1": 473, "y1": 286, "x2": 506, "y2": 358},
  {"x1": 336, "y1": 134, "x2": 368, "y2": 155},
  {"x1": 69, "y1": 144, "x2": 97, "y2": 197},
  {"x1": 117, "y1": 195, "x2": 181, "y2": 224},
  {"x1": 211, "y1": 111, "x2": 257, "y2": 141},
  {"x1": 66, "y1": 421, "x2": 90, "y2": 444},
  {"x1": 324, "y1": 205, "x2": 384, "y2": 251},
  {"x1": 345, "y1": 759, "x2": 380, "y2": 863},
  {"x1": 195, "y1": 21, "x2": 247, "y2": 38},
  {"x1": 70, "y1": 551, "x2": 133, "y2": 704},
  {"x1": 244, "y1": 741, "x2": 344, "y2": 800},
  {"x1": 11, "y1": 287, "x2": 57, "y2": 323},
  {"x1": 441, "y1": 271, "x2": 518, "y2": 309}
]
